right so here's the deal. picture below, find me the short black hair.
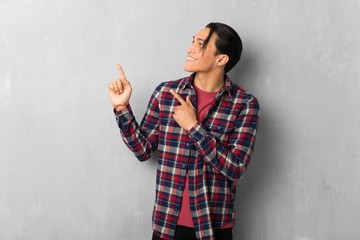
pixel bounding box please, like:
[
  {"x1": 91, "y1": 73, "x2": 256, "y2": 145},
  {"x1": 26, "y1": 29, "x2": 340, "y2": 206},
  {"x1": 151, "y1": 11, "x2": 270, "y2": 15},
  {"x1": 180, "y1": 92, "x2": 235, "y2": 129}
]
[{"x1": 202, "y1": 22, "x2": 243, "y2": 73}]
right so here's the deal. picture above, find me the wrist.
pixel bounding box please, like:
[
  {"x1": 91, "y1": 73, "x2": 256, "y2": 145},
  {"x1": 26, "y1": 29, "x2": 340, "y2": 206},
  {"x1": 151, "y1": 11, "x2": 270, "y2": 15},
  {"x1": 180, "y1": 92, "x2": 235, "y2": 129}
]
[
  {"x1": 186, "y1": 120, "x2": 197, "y2": 131},
  {"x1": 114, "y1": 102, "x2": 129, "y2": 112}
]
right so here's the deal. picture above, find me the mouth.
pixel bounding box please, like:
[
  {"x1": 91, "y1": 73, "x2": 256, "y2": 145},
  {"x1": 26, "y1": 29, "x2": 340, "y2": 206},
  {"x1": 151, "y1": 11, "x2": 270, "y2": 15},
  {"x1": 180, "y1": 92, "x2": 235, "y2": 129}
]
[{"x1": 186, "y1": 56, "x2": 197, "y2": 62}]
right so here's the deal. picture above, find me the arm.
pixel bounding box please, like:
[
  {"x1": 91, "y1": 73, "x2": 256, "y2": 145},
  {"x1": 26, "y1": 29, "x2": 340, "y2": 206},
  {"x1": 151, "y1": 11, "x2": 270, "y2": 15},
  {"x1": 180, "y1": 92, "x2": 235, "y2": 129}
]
[
  {"x1": 109, "y1": 64, "x2": 160, "y2": 161},
  {"x1": 115, "y1": 92, "x2": 160, "y2": 161},
  {"x1": 188, "y1": 96, "x2": 260, "y2": 182},
  {"x1": 170, "y1": 88, "x2": 260, "y2": 182}
]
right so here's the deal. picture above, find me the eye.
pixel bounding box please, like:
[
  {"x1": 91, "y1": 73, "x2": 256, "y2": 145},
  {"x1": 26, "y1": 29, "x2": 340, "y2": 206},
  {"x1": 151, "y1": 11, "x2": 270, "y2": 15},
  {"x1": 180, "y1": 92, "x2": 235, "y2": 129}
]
[{"x1": 191, "y1": 39, "x2": 204, "y2": 49}]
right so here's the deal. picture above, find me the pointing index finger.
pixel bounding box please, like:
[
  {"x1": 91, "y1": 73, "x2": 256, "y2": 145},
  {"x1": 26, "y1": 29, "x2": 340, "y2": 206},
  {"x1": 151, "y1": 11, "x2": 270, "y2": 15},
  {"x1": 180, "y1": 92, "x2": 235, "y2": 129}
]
[
  {"x1": 170, "y1": 89, "x2": 186, "y2": 105},
  {"x1": 117, "y1": 64, "x2": 126, "y2": 80}
]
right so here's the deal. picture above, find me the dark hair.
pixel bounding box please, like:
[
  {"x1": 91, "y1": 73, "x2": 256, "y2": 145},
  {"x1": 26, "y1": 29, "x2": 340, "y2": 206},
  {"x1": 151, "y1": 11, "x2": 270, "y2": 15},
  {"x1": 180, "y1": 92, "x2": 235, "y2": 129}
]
[{"x1": 202, "y1": 22, "x2": 243, "y2": 73}]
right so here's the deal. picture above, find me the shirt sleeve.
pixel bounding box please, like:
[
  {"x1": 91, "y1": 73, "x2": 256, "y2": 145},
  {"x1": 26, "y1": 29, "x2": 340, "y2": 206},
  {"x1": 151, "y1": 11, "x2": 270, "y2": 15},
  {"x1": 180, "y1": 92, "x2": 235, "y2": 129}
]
[
  {"x1": 188, "y1": 96, "x2": 260, "y2": 182},
  {"x1": 115, "y1": 84, "x2": 162, "y2": 161}
]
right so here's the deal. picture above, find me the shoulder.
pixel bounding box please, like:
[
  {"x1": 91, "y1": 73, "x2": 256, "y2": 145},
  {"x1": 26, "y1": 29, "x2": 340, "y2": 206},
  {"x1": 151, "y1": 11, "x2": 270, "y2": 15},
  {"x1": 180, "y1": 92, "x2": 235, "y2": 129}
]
[{"x1": 228, "y1": 81, "x2": 260, "y2": 110}]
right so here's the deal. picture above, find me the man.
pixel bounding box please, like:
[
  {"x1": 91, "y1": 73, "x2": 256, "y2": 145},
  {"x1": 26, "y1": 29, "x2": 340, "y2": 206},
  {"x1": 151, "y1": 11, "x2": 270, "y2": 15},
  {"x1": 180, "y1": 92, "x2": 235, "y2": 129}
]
[{"x1": 108, "y1": 22, "x2": 260, "y2": 240}]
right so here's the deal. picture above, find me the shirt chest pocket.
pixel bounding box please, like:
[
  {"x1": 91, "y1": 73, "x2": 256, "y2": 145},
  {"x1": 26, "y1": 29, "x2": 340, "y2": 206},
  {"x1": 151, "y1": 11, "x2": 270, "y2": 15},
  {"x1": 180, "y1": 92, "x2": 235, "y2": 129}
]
[{"x1": 205, "y1": 121, "x2": 235, "y2": 143}]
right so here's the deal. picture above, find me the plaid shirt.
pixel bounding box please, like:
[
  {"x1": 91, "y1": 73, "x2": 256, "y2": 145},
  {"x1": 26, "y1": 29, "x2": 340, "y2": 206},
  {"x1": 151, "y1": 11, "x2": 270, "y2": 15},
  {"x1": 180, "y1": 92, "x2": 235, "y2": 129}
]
[{"x1": 115, "y1": 74, "x2": 260, "y2": 240}]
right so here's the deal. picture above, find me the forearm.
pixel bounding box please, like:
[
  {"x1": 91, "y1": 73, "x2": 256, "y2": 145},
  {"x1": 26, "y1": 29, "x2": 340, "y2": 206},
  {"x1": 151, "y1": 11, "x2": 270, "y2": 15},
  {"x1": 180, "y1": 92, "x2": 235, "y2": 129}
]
[
  {"x1": 115, "y1": 105, "x2": 158, "y2": 161},
  {"x1": 188, "y1": 98, "x2": 260, "y2": 182},
  {"x1": 188, "y1": 123, "x2": 253, "y2": 182}
]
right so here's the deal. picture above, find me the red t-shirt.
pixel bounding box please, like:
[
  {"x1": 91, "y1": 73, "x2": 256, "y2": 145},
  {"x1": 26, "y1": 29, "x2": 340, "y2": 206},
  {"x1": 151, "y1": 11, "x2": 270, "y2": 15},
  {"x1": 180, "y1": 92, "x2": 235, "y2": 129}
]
[{"x1": 177, "y1": 83, "x2": 233, "y2": 229}]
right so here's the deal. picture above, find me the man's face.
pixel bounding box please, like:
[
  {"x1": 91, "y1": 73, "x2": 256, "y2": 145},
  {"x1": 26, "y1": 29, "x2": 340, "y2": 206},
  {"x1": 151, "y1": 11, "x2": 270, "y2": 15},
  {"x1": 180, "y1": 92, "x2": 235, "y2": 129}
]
[{"x1": 183, "y1": 28, "x2": 219, "y2": 73}]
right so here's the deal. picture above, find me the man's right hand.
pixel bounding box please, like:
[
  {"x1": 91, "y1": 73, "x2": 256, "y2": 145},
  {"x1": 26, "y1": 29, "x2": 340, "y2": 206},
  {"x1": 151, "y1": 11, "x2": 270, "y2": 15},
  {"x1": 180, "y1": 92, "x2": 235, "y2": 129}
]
[{"x1": 108, "y1": 64, "x2": 132, "y2": 111}]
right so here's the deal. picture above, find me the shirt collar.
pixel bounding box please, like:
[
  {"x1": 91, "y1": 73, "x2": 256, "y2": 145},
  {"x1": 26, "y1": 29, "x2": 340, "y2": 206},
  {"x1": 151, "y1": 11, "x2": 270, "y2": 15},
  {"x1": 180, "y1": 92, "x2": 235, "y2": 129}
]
[{"x1": 181, "y1": 73, "x2": 235, "y2": 99}]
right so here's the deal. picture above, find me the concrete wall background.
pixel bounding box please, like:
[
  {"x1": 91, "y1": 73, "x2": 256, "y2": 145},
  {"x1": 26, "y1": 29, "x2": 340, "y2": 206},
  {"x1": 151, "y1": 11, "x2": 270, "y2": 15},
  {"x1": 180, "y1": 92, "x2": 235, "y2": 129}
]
[{"x1": 1, "y1": 1, "x2": 359, "y2": 239}]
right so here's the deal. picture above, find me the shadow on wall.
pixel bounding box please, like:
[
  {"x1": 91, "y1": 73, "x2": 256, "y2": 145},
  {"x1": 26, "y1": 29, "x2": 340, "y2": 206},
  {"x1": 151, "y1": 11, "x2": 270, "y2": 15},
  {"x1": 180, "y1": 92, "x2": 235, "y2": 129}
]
[{"x1": 229, "y1": 46, "x2": 282, "y2": 239}]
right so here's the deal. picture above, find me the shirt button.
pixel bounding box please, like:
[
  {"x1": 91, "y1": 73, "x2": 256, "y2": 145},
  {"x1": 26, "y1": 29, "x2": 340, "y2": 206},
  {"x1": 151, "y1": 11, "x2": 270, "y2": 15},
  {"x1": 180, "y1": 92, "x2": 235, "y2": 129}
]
[
  {"x1": 174, "y1": 207, "x2": 179, "y2": 213},
  {"x1": 181, "y1": 164, "x2": 186, "y2": 169},
  {"x1": 178, "y1": 186, "x2": 183, "y2": 191},
  {"x1": 186, "y1": 143, "x2": 190, "y2": 147}
]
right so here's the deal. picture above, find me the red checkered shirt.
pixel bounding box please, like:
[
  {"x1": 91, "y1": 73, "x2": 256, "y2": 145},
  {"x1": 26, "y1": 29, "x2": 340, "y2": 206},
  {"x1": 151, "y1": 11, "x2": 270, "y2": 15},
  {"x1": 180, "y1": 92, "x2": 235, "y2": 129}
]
[{"x1": 115, "y1": 74, "x2": 260, "y2": 240}]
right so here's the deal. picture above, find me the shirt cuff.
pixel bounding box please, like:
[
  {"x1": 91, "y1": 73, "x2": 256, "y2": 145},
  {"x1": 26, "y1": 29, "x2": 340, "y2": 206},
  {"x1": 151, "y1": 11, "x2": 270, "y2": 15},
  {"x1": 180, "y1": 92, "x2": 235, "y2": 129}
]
[
  {"x1": 114, "y1": 104, "x2": 134, "y2": 127},
  {"x1": 188, "y1": 123, "x2": 219, "y2": 167},
  {"x1": 188, "y1": 122, "x2": 208, "y2": 144}
]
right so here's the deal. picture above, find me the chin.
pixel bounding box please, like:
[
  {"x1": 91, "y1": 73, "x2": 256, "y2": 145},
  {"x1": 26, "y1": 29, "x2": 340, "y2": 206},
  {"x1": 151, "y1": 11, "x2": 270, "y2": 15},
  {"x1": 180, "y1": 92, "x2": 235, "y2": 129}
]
[{"x1": 183, "y1": 64, "x2": 195, "y2": 73}]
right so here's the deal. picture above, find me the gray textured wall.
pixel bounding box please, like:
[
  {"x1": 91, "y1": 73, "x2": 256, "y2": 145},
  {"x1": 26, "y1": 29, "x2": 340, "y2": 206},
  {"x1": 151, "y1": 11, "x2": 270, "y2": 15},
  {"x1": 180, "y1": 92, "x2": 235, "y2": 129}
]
[{"x1": 1, "y1": 1, "x2": 359, "y2": 239}]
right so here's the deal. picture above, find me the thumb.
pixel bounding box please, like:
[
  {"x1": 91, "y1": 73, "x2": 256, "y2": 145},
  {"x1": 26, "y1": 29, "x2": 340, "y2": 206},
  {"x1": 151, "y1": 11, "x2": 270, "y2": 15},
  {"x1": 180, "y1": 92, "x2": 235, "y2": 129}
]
[{"x1": 186, "y1": 96, "x2": 194, "y2": 108}]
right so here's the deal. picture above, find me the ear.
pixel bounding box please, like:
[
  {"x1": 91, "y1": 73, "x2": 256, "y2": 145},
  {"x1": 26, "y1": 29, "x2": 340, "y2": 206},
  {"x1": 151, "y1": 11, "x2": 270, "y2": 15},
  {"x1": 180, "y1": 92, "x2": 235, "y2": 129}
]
[{"x1": 216, "y1": 54, "x2": 229, "y2": 67}]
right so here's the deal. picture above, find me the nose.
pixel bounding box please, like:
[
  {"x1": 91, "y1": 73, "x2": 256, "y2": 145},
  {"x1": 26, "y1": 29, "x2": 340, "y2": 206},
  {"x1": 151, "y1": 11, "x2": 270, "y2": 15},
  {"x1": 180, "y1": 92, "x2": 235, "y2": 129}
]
[{"x1": 187, "y1": 44, "x2": 194, "y2": 54}]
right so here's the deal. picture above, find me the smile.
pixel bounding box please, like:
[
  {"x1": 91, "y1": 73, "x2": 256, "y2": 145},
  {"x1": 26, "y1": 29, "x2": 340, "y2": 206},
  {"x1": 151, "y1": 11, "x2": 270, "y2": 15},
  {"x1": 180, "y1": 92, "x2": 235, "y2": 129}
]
[{"x1": 187, "y1": 56, "x2": 197, "y2": 61}]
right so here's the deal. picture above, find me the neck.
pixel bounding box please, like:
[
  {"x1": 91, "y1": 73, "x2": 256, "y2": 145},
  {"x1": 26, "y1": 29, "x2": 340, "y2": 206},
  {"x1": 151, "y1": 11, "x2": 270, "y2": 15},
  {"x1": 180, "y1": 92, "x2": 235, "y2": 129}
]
[{"x1": 194, "y1": 71, "x2": 225, "y2": 92}]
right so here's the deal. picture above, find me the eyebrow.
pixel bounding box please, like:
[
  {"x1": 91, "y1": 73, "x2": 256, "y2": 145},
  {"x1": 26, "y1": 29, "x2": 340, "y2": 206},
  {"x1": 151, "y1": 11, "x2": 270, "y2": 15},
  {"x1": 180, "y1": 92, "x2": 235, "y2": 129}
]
[{"x1": 193, "y1": 36, "x2": 205, "y2": 42}]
